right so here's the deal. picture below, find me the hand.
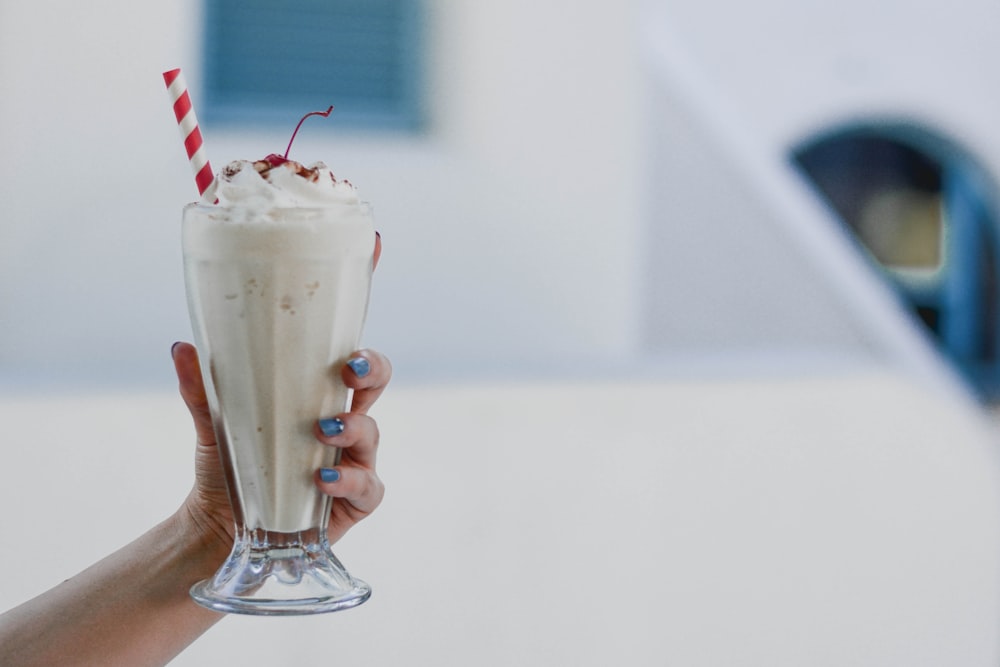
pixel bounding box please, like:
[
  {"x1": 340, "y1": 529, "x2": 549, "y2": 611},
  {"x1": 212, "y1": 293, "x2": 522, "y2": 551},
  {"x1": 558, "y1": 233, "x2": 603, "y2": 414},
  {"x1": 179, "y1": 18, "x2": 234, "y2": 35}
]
[
  {"x1": 314, "y1": 348, "x2": 391, "y2": 543},
  {"x1": 170, "y1": 342, "x2": 391, "y2": 554}
]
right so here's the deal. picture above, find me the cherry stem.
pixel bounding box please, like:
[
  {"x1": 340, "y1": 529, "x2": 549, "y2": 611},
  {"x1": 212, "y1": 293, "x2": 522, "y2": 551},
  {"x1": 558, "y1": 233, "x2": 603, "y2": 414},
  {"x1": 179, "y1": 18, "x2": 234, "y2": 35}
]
[{"x1": 284, "y1": 106, "x2": 334, "y2": 159}]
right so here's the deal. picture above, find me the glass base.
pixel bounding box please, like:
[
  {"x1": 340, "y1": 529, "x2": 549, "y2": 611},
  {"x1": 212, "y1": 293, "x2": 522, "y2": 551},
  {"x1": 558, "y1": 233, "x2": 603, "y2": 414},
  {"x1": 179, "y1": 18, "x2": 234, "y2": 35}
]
[{"x1": 190, "y1": 528, "x2": 371, "y2": 616}]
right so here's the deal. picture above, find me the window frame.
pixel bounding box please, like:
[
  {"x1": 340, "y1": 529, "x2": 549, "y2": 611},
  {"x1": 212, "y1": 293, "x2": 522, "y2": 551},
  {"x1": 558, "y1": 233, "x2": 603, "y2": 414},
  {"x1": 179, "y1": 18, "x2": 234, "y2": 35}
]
[{"x1": 199, "y1": 0, "x2": 425, "y2": 132}]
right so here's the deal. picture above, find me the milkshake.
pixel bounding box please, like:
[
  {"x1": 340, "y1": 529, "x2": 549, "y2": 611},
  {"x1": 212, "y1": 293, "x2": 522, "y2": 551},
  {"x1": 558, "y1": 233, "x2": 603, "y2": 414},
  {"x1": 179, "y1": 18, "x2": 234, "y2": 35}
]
[{"x1": 183, "y1": 157, "x2": 375, "y2": 615}]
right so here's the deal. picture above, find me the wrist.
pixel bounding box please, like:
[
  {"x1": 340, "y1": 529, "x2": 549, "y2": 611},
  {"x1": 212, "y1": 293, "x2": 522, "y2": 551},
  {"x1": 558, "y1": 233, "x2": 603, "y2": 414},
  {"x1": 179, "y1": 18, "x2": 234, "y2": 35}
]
[{"x1": 168, "y1": 499, "x2": 234, "y2": 581}]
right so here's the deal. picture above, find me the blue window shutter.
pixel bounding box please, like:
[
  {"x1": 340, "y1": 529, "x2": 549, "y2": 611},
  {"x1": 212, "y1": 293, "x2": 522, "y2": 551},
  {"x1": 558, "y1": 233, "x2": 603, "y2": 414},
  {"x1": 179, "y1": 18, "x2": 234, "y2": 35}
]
[{"x1": 202, "y1": 0, "x2": 424, "y2": 131}]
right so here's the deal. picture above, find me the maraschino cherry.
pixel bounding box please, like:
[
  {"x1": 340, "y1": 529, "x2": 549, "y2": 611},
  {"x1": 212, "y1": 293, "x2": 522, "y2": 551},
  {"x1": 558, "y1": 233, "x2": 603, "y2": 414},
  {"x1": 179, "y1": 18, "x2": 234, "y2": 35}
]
[{"x1": 261, "y1": 106, "x2": 334, "y2": 167}]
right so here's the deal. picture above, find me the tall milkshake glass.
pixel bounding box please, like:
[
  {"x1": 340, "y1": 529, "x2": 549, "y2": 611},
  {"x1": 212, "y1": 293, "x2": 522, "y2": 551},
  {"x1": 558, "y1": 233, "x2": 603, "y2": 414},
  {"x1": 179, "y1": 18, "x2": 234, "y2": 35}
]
[{"x1": 182, "y1": 200, "x2": 375, "y2": 615}]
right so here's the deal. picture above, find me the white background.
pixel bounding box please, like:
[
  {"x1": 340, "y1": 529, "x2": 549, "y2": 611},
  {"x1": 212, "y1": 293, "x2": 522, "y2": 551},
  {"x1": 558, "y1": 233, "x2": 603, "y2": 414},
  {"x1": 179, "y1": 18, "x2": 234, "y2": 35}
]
[
  {"x1": 3, "y1": 0, "x2": 996, "y2": 388},
  {"x1": 3, "y1": 0, "x2": 1000, "y2": 663}
]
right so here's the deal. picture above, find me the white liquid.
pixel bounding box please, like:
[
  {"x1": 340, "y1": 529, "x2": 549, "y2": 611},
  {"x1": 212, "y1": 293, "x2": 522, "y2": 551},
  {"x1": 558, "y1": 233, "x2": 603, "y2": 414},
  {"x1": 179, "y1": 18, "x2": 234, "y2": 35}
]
[{"x1": 183, "y1": 204, "x2": 374, "y2": 533}]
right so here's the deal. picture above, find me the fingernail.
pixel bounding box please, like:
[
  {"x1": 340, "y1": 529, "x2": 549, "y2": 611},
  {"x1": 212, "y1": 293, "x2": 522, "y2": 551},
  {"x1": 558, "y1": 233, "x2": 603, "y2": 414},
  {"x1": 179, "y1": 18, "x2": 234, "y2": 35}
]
[
  {"x1": 318, "y1": 417, "x2": 345, "y2": 437},
  {"x1": 319, "y1": 468, "x2": 340, "y2": 483},
  {"x1": 171, "y1": 341, "x2": 182, "y2": 356},
  {"x1": 347, "y1": 357, "x2": 371, "y2": 377}
]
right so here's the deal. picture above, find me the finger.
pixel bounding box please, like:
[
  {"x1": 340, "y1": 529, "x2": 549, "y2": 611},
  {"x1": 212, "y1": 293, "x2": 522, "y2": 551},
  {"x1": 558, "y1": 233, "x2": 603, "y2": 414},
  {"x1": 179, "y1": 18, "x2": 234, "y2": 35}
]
[
  {"x1": 314, "y1": 466, "x2": 385, "y2": 515},
  {"x1": 372, "y1": 231, "x2": 382, "y2": 271},
  {"x1": 342, "y1": 349, "x2": 392, "y2": 414},
  {"x1": 171, "y1": 342, "x2": 216, "y2": 446},
  {"x1": 314, "y1": 413, "x2": 380, "y2": 468}
]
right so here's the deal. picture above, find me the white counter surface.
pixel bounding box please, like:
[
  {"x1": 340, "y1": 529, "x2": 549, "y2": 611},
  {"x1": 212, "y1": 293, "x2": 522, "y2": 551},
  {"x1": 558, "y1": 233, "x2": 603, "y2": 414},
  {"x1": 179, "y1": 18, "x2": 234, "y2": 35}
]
[{"x1": 2, "y1": 368, "x2": 998, "y2": 665}]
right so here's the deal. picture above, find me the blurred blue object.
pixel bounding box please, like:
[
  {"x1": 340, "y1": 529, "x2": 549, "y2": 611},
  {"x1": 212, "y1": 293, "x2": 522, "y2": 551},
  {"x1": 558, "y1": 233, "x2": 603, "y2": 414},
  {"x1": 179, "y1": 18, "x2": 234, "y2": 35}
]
[
  {"x1": 794, "y1": 122, "x2": 1000, "y2": 399},
  {"x1": 201, "y1": 0, "x2": 425, "y2": 131}
]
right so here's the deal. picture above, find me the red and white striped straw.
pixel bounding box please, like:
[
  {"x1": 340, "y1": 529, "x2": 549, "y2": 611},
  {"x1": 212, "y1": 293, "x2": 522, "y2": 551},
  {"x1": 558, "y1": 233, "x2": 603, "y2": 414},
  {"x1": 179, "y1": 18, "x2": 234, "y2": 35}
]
[{"x1": 163, "y1": 68, "x2": 214, "y2": 196}]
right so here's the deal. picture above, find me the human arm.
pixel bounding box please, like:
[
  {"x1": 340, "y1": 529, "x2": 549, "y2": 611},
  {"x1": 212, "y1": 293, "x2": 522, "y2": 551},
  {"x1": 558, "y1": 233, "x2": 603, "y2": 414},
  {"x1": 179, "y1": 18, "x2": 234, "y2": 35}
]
[{"x1": 0, "y1": 342, "x2": 390, "y2": 666}]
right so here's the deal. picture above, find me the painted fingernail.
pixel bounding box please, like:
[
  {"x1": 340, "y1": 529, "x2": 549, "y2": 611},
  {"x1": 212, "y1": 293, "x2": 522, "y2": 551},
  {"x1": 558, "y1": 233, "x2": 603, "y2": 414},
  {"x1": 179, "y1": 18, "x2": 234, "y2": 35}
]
[
  {"x1": 318, "y1": 417, "x2": 345, "y2": 437},
  {"x1": 347, "y1": 357, "x2": 371, "y2": 377},
  {"x1": 319, "y1": 468, "x2": 340, "y2": 483}
]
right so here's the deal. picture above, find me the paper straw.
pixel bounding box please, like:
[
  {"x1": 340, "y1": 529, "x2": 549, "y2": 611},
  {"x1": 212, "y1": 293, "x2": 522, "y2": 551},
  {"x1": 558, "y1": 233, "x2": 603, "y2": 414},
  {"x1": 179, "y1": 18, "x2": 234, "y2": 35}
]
[{"x1": 163, "y1": 68, "x2": 214, "y2": 196}]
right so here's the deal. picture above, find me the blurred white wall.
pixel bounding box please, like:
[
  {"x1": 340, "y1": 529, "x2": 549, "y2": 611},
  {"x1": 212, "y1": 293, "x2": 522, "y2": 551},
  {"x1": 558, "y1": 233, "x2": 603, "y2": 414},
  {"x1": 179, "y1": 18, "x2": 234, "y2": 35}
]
[
  {"x1": 0, "y1": 0, "x2": 643, "y2": 388},
  {"x1": 656, "y1": 0, "x2": 1000, "y2": 157},
  {"x1": 2, "y1": 0, "x2": 998, "y2": 390},
  {"x1": 638, "y1": 0, "x2": 1000, "y2": 393}
]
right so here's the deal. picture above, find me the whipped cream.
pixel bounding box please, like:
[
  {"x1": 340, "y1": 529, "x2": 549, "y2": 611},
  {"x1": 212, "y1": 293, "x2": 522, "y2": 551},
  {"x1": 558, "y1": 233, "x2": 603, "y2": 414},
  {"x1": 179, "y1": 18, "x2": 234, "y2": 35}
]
[{"x1": 203, "y1": 158, "x2": 360, "y2": 208}]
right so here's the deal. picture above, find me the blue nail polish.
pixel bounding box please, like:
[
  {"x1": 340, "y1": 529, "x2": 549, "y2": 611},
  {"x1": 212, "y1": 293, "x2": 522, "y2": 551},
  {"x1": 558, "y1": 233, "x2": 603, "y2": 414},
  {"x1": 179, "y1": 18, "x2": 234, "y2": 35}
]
[
  {"x1": 347, "y1": 357, "x2": 371, "y2": 377},
  {"x1": 318, "y1": 417, "x2": 345, "y2": 437},
  {"x1": 320, "y1": 468, "x2": 340, "y2": 483}
]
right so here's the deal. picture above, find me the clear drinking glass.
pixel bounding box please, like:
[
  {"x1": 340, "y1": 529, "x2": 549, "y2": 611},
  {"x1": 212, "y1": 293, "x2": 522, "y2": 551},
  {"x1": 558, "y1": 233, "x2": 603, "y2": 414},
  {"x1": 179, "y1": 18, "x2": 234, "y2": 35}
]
[{"x1": 181, "y1": 201, "x2": 375, "y2": 615}]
